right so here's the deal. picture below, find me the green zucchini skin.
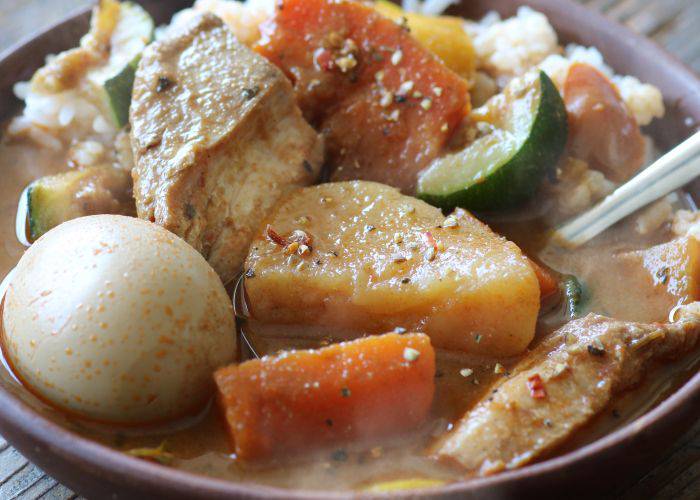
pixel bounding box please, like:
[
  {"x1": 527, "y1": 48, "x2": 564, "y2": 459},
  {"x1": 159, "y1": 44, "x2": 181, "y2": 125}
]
[
  {"x1": 418, "y1": 71, "x2": 568, "y2": 212},
  {"x1": 26, "y1": 167, "x2": 135, "y2": 242},
  {"x1": 104, "y1": 55, "x2": 141, "y2": 128},
  {"x1": 98, "y1": 1, "x2": 155, "y2": 128},
  {"x1": 27, "y1": 179, "x2": 74, "y2": 242}
]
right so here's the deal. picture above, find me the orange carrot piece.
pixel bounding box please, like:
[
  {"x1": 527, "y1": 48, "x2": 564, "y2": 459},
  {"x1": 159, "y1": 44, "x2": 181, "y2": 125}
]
[
  {"x1": 214, "y1": 333, "x2": 435, "y2": 460},
  {"x1": 528, "y1": 258, "x2": 559, "y2": 300},
  {"x1": 256, "y1": 0, "x2": 470, "y2": 193},
  {"x1": 564, "y1": 63, "x2": 645, "y2": 182}
]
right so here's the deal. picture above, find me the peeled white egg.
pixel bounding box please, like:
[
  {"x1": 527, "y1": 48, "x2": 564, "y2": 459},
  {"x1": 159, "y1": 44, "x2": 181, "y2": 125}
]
[{"x1": 2, "y1": 215, "x2": 236, "y2": 424}]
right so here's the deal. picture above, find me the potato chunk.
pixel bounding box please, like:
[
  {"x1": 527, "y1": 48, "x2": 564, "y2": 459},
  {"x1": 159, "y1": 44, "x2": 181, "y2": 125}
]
[
  {"x1": 606, "y1": 236, "x2": 700, "y2": 322},
  {"x1": 244, "y1": 181, "x2": 539, "y2": 356}
]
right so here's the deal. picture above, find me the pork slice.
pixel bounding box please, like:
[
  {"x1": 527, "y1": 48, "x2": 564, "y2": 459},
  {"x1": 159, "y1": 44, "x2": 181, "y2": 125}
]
[
  {"x1": 130, "y1": 13, "x2": 323, "y2": 284},
  {"x1": 432, "y1": 303, "x2": 700, "y2": 474}
]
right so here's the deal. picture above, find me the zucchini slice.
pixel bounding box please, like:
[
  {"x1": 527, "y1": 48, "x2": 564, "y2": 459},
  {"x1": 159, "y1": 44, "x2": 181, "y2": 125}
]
[
  {"x1": 26, "y1": 167, "x2": 135, "y2": 242},
  {"x1": 87, "y1": 1, "x2": 155, "y2": 127},
  {"x1": 417, "y1": 71, "x2": 567, "y2": 211}
]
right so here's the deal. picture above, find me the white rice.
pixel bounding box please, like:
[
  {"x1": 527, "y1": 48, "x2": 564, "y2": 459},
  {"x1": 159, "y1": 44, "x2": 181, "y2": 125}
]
[
  {"x1": 548, "y1": 158, "x2": 616, "y2": 219},
  {"x1": 672, "y1": 210, "x2": 700, "y2": 239},
  {"x1": 464, "y1": 7, "x2": 664, "y2": 126},
  {"x1": 466, "y1": 7, "x2": 559, "y2": 85},
  {"x1": 159, "y1": 0, "x2": 275, "y2": 44},
  {"x1": 635, "y1": 198, "x2": 674, "y2": 235}
]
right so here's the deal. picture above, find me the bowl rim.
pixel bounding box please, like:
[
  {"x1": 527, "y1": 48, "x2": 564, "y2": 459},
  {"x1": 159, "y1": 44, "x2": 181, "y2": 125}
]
[{"x1": 0, "y1": 0, "x2": 699, "y2": 498}]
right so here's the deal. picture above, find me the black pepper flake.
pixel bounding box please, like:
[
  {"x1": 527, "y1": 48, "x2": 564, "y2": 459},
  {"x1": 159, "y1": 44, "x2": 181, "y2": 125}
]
[
  {"x1": 156, "y1": 76, "x2": 173, "y2": 93},
  {"x1": 315, "y1": 259, "x2": 322, "y2": 266},
  {"x1": 401, "y1": 277, "x2": 411, "y2": 284},
  {"x1": 394, "y1": 94, "x2": 407, "y2": 104},
  {"x1": 332, "y1": 449, "x2": 348, "y2": 462},
  {"x1": 382, "y1": 126, "x2": 391, "y2": 136},
  {"x1": 587, "y1": 342, "x2": 606, "y2": 357},
  {"x1": 184, "y1": 203, "x2": 196, "y2": 220},
  {"x1": 544, "y1": 419, "x2": 553, "y2": 428},
  {"x1": 303, "y1": 159, "x2": 313, "y2": 174},
  {"x1": 656, "y1": 267, "x2": 670, "y2": 285},
  {"x1": 475, "y1": 334, "x2": 482, "y2": 344},
  {"x1": 612, "y1": 409, "x2": 621, "y2": 418},
  {"x1": 371, "y1": 51, "x2": 384, "y2": 63},
  {"x1": 245, "y1": 268, "x2": 255, "y2": 279},
  {"x1": 326, "y1": 418, "x2": 334, "y2": 427},
  {"x1": 435, "y1": 370, "x2": 444, "y2": 378},
  {"x1": 242, "y1": 86, "x2": 260, "y2": 100},
  {"x1": 341, "y1": 387, "x2": 351, "y2": 398}
]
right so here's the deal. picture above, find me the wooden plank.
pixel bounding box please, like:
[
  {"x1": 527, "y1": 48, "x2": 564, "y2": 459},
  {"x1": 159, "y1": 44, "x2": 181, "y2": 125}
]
[
  {"x1": 16, "y1": 473, "x2": 58, "y2": 500},
  {"x1": 619, "y1": 419, "x2": 700, "y2": 498},
  {"x1": 0, "y1": 447, "x2": 28, "y2": 485},
  {"x1": 39, "y1": 483, "x2": 77, "y2": 500},
  {"x1": 0, "y1": 462, "x2": 47, "y2": 499}
]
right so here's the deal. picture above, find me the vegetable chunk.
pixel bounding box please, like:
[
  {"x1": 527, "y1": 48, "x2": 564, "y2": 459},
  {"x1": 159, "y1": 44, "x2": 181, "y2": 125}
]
[
  {"x1": 373, "y1": 0, "x2": 476, "y2": 83},
  {"x1": 244, "y1": 181, "x2": 540, "y2": 356},
  {"x1": 564, "y1": 63, "x2": 645, "y2": 182},
  {"x1": 256, "y1": 0, "x2": 470, "y2": 192},
  {"x1": 27, "y1": 167, "x2": 135, "y2": 241},
  {"x1": 214, "y1": 333, "x2": 435, "y2": 461},
  {"x1": 606, "y1": 236, "x2": 700, "y2": 322}
]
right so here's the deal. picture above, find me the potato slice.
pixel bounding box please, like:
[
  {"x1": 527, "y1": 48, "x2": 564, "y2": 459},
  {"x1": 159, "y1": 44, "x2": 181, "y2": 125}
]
[{"x1": 244, "y1": 181, "x2": 540, "y2": 356}]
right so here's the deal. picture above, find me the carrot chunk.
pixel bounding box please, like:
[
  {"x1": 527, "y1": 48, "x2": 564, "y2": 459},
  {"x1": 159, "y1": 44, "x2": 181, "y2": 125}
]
[
  {"x1": 256, "y1": 0, "x2": 470, "y2": 193},
  {"x1": 214, "y1": 333, "x2": 435, "y2": 460},
  {"x1": 564, "y1": 63, "x2": 645, "y2": 182},
  {"x1": 527, "y1": 258, "x2": 559, "y2": 300}
]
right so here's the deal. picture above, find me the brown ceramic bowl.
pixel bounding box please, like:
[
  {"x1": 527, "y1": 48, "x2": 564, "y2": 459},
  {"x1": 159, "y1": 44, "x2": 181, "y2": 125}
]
[{"x1": 0, "y1": 1, "x2": 699, "y2": 498}]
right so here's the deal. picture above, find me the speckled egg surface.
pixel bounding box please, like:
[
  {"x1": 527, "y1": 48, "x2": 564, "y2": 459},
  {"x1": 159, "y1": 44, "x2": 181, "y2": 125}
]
[{"x1": 2, "y1": 215, "x2": 236, "y2": 423}]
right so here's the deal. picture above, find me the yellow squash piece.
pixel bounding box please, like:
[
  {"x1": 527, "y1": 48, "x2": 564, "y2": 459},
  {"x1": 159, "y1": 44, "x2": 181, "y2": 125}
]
[
  {"x1": 374, "y1": 0, "x2": 475, "y2": 85},
  {"x1": 244, "y1": 181, "x2": 540, "y2": 356},
  {"x1": 363, "y1": 478, "x2": 447, "y2": 493}
]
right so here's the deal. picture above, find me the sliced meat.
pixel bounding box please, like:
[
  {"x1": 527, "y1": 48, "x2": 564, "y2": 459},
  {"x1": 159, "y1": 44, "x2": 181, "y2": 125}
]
[
  {"x1": 256, "y1": 0, "x2": 469, "y2": 193},
  {"x1": 130, "y1": 13, "x2": 323, "y2": 284},
  {"x1": 564, "y1": 63, "x2": 645, "y2": 183},
  {"x1": 432, "y1": 303, "x2": 700, "y2": 474}
]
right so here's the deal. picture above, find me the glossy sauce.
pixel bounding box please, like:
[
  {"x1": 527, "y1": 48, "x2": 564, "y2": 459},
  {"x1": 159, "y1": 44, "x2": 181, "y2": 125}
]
[{"x1": 0, "y1": 129, "x2": 699, "y2": 491}]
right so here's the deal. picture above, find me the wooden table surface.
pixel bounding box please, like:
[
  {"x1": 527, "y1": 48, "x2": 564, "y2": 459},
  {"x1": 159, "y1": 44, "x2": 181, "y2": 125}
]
[{"x1": 0, "y1": 0, "x2": 699, "y2": 499}]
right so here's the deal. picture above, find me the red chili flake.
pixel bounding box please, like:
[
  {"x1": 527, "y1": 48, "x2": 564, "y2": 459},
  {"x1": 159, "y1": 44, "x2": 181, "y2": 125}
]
[
  {"x1": 313, "y1": 48, "x2": 335, "y2": 72},
  {"x1": 527, "y1": 374, "x2": 547, "y2": 399},
  {"x1": 288, "y1": 229, "x2": 312, "y2": 247},
  {"x1": 421, "y1": 231, "x2": 438, "y2": 251},
  {"x1": 265, "y1": 225, "x2": 288, "y2": 247}
]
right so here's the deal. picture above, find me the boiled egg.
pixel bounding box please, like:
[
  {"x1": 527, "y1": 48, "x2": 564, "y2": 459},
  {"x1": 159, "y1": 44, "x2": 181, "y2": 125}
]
[{"x1": 2, "y1": 215, "x2": 236, "y2": 423}]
